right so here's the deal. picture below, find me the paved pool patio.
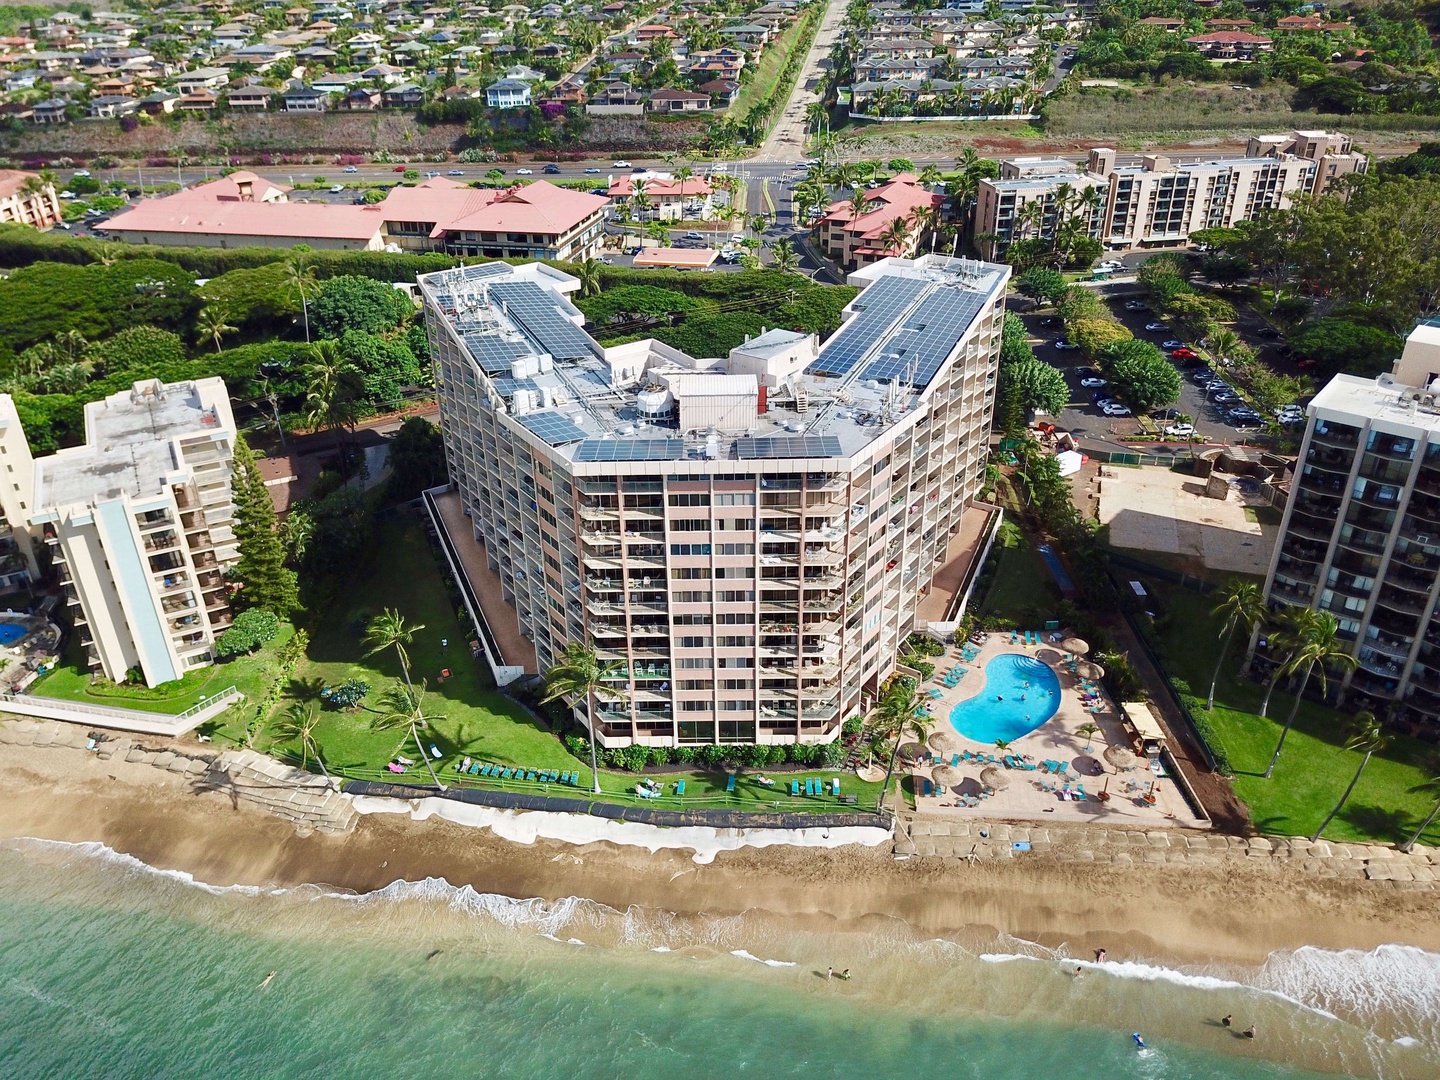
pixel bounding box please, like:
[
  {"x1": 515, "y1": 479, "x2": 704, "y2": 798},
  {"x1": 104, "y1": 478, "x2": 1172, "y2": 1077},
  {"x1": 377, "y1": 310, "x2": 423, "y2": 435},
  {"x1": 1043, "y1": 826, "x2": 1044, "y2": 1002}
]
[{"x1": 907, "y1": 633, "x2": 1207, "y2": 829}]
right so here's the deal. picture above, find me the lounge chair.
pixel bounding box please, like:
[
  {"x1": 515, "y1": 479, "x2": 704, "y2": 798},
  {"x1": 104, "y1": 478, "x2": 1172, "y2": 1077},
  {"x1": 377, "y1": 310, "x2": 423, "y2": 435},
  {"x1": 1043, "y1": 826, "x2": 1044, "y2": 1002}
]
[
  {"x1": 790, "y1": 779, "x2": 800, "y2": 796},
  {"x1": 456, "y1": 758, "x2": 471, "y2": 773},
  {"x1": 501, "y1": 768, "x2": 514, "y2": 780},
  {"x1": 522, "y1": 769, "x2": 535, "y2": 781},
  {"x1": 804, "y1": 778, "x2": 815, "y2": 795},
  {"x1": 950, "y1": 754, "x2": 960, "y2": 767},
  {"x1": 831, "y1": 778, "x2": 841, "y2": 796},
  {"x1": 921, "y1": 777, "x2": 934, "y2": 797},
  {"x1": 1055, "y1": 762, "x2": 1069, "y2": 777},
  {"x1": 1076, "y1": 783, "x2": 1087, "y2": 801},
  {"x1": 726, "y1": 773, "x2": 737, "y2": 793},
  {"x1": 675, "y1": 779, "x2": 686, "y2": 796}
]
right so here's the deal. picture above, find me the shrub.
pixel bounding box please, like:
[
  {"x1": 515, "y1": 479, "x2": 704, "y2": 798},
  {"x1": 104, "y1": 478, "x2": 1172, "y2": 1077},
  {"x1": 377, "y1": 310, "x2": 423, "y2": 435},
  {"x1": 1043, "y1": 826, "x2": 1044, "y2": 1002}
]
[
  {"x1": 326, "y1": 678, "x2": 370, "y2": 709},
  {"x1": 214, "y1": 608, "x2": 280, "y2": 657}
]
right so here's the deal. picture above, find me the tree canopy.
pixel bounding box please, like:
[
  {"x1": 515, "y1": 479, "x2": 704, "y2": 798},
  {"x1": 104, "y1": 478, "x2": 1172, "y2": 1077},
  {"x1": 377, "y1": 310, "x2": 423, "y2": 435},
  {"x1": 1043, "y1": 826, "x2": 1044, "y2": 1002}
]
[{"x1": 1099, "y1": 338, "x2": 1181, "y2": 412}]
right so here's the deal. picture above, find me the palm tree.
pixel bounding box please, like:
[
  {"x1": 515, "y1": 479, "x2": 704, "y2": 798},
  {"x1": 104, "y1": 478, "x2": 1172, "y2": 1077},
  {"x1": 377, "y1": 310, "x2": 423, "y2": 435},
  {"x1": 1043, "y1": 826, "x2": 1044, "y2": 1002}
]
[
  {"x1": 994, "y1": 737, "x2": 1012, "y2": 754},
  {"x1": 286, "y1": 257, "x2": 317, "y2": 343},
  {"x1": 1310, "y1": 713, "x2": 1388, "y2": 841},
  {"x1": 365, "y1": 608, "x2": 424, "y2": 691},
  {"x1": 1258, "y1": 606, "x2": 1310, "y2": 718},
  {"x1": 769, "y1": 237, "x2": 801, "y2": 274},
  {"x1": 371, "y1": 680, "x2": 445, "y2": 791},
  {"x1": 1401, "y1": 767, "x2": 1440, "y2": 852},
  {"x1": 304, "y1": 341, "x2": 363, "y2": 476},
  {"x1": 1208, "y1": 581, "x2": 1266, "y2": 710},
  {"x1": 879, "y1": 215, "x2": 911, "y2": 256},
  {"x1": 918, "y1": 164, "x2": 942, "y2": 188},
  {"x1": 198, "y1": 305, "x2": 237, "y2": 354},
  {"x1": 1264, "y1": 611, "x2": 1358, "y2": 779},
  {"x1": 541, "y1": 641, "x2": 627, "y2": 795},
  {"x1": 876, "y1": 679, "x2": 919, "y2": 814},
  {"x1": 848, "y1": 190, "x2": 875, "y2": 221},
  {"x1": 1210, "y1": 328, "x2": 1242, "y2": 365},
  {"x1": 573, "y1": 257, "x2": 604, "y2": 298},
  {"x1": 272, "y1": 701, "x2": 335, "y2": 789},
  {"x1": 1076, "y1": 722, "x2": 1100, "y2": 752}
]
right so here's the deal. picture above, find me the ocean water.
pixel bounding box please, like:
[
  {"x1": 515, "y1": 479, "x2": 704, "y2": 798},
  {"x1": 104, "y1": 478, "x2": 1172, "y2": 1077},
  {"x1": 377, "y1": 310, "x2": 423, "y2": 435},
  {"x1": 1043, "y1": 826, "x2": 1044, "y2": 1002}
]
[
  {"x1": 1, "y1": 838, "x2": 1438, "y2": 1080},
  {"x1": 949, "y1": 653, "x2": 1061, "y2": 742}
]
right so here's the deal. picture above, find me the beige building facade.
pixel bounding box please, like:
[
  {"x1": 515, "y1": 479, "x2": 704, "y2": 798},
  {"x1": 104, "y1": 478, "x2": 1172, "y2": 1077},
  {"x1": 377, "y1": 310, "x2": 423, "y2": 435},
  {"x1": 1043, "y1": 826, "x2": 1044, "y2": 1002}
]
[{"x1": 421, "y1": 255, "x2": 1009, "y2": 748}]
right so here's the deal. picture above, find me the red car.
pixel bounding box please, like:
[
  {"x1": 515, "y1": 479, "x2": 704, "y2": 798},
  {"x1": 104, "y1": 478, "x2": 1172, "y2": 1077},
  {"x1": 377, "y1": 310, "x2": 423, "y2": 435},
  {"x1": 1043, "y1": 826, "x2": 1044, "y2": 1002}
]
[
  {"x1": 393, "y1": 165, "x2": 408, "y2": 172},
  {"x1": 1171, "y1": 347, "x2": 1198, "y2": 360}
]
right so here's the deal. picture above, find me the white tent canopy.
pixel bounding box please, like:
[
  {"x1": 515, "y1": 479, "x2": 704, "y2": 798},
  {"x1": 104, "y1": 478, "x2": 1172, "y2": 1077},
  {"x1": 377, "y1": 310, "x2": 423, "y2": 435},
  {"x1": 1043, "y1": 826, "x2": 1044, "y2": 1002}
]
[{"x1": 1056, "y1": 449, "x2": 1084, "y2": 476}]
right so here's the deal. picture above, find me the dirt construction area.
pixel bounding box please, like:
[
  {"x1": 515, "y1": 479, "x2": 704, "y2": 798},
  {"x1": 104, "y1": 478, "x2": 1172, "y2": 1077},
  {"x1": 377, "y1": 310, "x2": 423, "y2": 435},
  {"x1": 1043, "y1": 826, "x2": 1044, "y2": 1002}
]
[{"x1": 1095, "y1": 465, "x2": 1278, "y2": 576}]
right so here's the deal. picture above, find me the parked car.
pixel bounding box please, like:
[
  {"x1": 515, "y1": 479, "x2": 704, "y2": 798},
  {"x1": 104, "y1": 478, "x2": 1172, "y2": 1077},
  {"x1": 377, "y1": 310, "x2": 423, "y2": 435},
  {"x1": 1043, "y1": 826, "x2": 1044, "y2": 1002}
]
[
  {"x1": 393, "y1": 165, "x2": 408, "y2": 172},
  {"x1": 1151, "y1": 408, "x2": 1183, "y2": 421},
  {"x1": 1171, "y1": 347, "x2": 1199, "y2": 361},
  {"x1": 612, "y1": 160, "x2": 632, "y2": 168},
  {"x1": 1192, "y1": 370, "x2": 1224, "y2": 386},
  {"x1": 424, "y1": 170, "x2": 440, "y2": 178},
  {"x1": 1164, "y1": 423, "x2": 1196, "y2": 438},
  {"x1": 328, "y1": 184, "x2": 344, "y2": 193},
  {"x1": 516, "y1": 168, "x2": 533, "y2": 175},
  {"x1": 73, "y1": 169, "x2": 90, "y2": 178},
  {"x1": 1103, "y1": 403, "x2": 1132, "y2": 417},
  {"x1": 1092, "y1": 394, "x2": 1113, "y2": 407},
  {"x1": 1144, "y1": 322, "x2": 1168, "y2": 333},
  {"x1": 628, "y1": 245, "x2": 641, "y2": 255},
  {"x1": 1098, "y1": 259, "x2": 1124, "y2": 271},
  {"x1": 1161, "y1": 340, "x2": 1185, "y2": 350},
  {"x1": 58, "y1": 190, "x2": 75, "y2": 199},
  {"x1": 1080, "y1": 376, "x2": 1107, "y2": 388},
  {"x1": 1053, "y1": 339, "x2": 1079, "y2": 351},
  {"x1": 343, "y1": 165, "x2": 359, "y2": 173},
  {"x1": 543, "y1": 164, "x2": 562, "y2": 174},
  {"x1": 1124, "y1": 300, "x2": 1148, "y2": 311}
]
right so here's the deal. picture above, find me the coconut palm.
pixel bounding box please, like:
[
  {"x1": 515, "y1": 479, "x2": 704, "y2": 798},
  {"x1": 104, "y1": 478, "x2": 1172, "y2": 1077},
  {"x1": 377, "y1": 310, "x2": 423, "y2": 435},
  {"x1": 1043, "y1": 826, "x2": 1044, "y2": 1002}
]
[
  {"x1": 849, "y1": 190, "x2": 875, "y2": 221},
  {"x1": 1208, "y1": 580, "x2": 1266, "y2": 710},
  {"x1": 879, "y1": 215, "x2": 911, "y2": 256},
  {"x1": 918, "y1": 164, "x2": 942, "y2": 188},
  {"x1": 1257, "y1": 606, "x2": 1311, "y2": 718},
  {"x1": 1076, "y1": 722, "x2": 1100, "y2": 752},
  {"x1": 304, "y1": 340, "x2": 363, "y2": 478},
  {"x1": 994, "y1": 738, "x2": 1012, "y2": 753},
  {"x1": 541, "y1": 641, "x2": 628, "y2": 794},
  {"x1": 1210, "y1": 328, "x2": 1243, "y2": 365},
  {"x1": 285, "y1": 257, "x2": 317, "y2": 343},
  {"x1": 875, "y1": 679, "x2": 920, "y2": 814},
  {"x1": 1401, "y1": 768, "x2": 1440, "y2": 852},
  {"x1": 1264, "y1": 610, "x2": 1358, "y2": 779},
  {"x1": 769, "y1": 237, "x2": 801, "y2": 274},
  {"x1": 364, "y1": 608, "x2": 424, "y2": 691},
  {"x1": 575, "y1": 257, "x2": 604, "y2": 298},
  {"x1": 197, "y1": 305, "x2": 237, "y2": 354},
  {"x1": 271, "y1": 701, "x2": 335, "y2": 789},
  {"x1": 371, "y1": 680, "x2": 445, "y2": 790},
  {"x1": 1310, "y1": 713, "x2": 1388, "y2": 840}
]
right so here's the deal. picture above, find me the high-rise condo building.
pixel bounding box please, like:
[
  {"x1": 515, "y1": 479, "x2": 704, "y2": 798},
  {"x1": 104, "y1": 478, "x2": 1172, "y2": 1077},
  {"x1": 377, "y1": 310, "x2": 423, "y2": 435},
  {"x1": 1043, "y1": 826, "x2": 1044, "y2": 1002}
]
[
  {"x1": 13, "y1": 378, "x2": 240, "y2": 687},
  {"x1": 421, "y1": 255, "x2": 1009, "y2": 747},
  {"x1": 1262, "y1": 321, "x2": 1440, "y2": 726}
]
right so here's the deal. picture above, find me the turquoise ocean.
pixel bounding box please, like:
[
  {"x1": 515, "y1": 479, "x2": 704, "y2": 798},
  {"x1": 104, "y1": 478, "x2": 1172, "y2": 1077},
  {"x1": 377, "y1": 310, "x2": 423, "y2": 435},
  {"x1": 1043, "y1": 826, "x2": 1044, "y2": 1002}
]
[{"x1": 1, "y1": 838, "x2": 1438, "y2": 1080}]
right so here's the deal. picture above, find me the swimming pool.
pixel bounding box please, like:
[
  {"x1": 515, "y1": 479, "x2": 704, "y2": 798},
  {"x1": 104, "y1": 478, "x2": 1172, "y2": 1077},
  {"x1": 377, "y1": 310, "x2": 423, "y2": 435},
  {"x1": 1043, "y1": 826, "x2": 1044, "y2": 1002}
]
[
  {"x1": 0, "y1": 621, "x2": 25, "y2": 646},
  {"x1": 949, "y1": 653, "x2": 1061, "y2": 743}
]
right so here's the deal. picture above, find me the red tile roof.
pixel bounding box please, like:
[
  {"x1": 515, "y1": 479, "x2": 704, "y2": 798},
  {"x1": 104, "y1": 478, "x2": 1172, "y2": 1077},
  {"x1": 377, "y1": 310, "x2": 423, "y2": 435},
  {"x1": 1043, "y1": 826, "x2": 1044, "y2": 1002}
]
[
  {"x1": 607, "y1": 175, "x2": 713, "y2": 198},
  {"x1": 818, "y1": 173, "x2": 941, "y2": 245},
  {"x1": 105, "y1": 198, "x2": 386, "y2": 241},
  {"x1": 439, "y1": 180, "x2": 608, "y2": 237}
]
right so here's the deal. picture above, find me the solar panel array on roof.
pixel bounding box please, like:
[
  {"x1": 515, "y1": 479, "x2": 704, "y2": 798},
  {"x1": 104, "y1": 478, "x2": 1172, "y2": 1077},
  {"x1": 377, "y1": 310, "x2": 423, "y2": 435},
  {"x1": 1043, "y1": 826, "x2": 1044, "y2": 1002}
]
[
  {"x1": 574, "y1": 438, "x2": 685, "y2": 462},
  {"x1": 860, "y1": 287, "x2": 987, "y2": 387},
  {"x1": 734, "y1": 436, "x2": 843, "y2": 459},
  {"x1": 490, "y1": 281, "x2": 597, "y2": 361},
  {"x1": 464, "y1": 332, "x2": 531, "y2": 374},
  {"x1": 515, "y1": 410, "x2": 589, "y2": 446},
  {"x1": 491, "y1": 377, "x2": 539, "y2": 398},
  {"x1": 460, "y1": 261, "x2": 512, "y2": 281},
  {"x1": 809, "y1": 276, "x2": 929, "y2": 378}
]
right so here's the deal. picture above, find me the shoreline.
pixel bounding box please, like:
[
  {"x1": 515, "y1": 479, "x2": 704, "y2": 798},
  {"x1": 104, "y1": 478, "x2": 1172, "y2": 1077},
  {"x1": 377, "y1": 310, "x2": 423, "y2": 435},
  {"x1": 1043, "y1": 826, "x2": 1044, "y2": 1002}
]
[{"x1": 3, "y1": 740, "x2": 1438, "y2": 974}]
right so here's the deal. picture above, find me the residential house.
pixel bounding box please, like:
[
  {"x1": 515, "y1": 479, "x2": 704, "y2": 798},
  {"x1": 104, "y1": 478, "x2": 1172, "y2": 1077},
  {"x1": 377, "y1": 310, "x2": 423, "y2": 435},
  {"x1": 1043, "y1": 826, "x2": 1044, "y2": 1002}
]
[
  {"x1": 1274, "y1": 14, "x2": 1350, "y2": 32},
  {"x1": 87, "y1": 94, "x2": 138, "y2": 118},
  {"x1": 485, "y1": 77, "x2": 531, "y2": 109},
  {"x1": 281, "y1": 81, "x2": 327, "y2": 111},
  {"x1": 504, "y1": 64, "x2": 547, "y2": 82},
  {"x1": 816, "y1": 173, "x2": 943, "y2": 270},
  {"x1": 647, "y1": 87, "x2": 710, "y2": 113},
  {"x1": 383, "y1": 81, "x2": 424, "y2": 107},
  {"x1": 719, "y1": 23, "x2": 769, "y2": 46},
  {"x1": 1185, "y1": 31, "x2": 1275, "y2": 60},
  {"x1": 340, "y1": 86, "x2": 383, "y2": 109},
  {"x1": 32, "y1": 98, "x2": 70, "y2": 124},
  {"x1": 585, "y1": 82, "x2": 645, "y2": 115},
  {"x1": 178, "y1": 90, "x2": 217, "y2": 111},
  {"x1": 175, "y1": 65, "x2": 229, "y2": 93},
  {"x1": 0, "y1": 169, "x2": 62, "y2": 229},
  {"x1": 697, "y1": 78, "x2": 739, "y2": 108},
  {"x1": 221, "y1": 84, "x2": 270, "y2": 109},
  {"x1": 139, "y1": 89, "x2": 179, "y2": 114},
  {"x1": 1136, "y1": 16, "x2": 1182, "y2": 31},
  {"x1": 312, "y1": 71, "x2": 364, "y2": 93}
]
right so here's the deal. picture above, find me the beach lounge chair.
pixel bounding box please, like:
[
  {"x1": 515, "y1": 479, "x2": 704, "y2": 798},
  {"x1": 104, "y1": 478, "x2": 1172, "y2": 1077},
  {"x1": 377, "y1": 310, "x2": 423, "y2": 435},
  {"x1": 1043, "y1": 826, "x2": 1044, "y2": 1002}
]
[
  {"x1": 501, "y1": 768, "x2": 514, "y2": 779},
  {"x1": 726, "y1": 773, "x2": 737, "y2": 793},
  {"x1": 386, "y1": 762, "x2": 406, "y2": 774},
  {"x1": 1055, "y1": 762, "x2": 1069, "y2": 777},
  {"x1": 950, "y1": 754, "x2": 960, "y2": 767},
  {"x1": 805, "y1": 778, "x2": 815, "y2": 795},
  {"x1": 1076, "y1": 783, "x2": 1087, "y2": 801},
  {"x1": 790, "y1": 779, "x2": 800, "y2": 796},
  {"x1": 675, "y1": 779, "x2": 685, "y2": 796},
  {"x1": 831, "y1": 778, "x2": 841, "y2": 796},
  {"x1": 920, "y1": 777, "x2": 934, "y2": 797}
]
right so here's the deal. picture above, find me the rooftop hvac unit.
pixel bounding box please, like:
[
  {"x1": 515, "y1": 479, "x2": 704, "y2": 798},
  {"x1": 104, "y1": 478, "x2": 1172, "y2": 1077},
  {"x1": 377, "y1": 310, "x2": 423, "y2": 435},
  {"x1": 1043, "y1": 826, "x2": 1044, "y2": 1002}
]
[{"x1": 512, "y1": 390, "x2": 536, "y2": 415}]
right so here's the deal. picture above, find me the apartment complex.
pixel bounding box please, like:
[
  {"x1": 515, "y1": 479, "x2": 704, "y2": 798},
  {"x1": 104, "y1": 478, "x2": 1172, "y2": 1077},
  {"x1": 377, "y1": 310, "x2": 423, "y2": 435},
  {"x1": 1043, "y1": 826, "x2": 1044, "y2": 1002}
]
[
  {"x1": 17, "y1": 379, "x2": 239, "y2": 688},
  {"x1": 0, "y1": 169, "x2": 61, "y2": 230},
  {"x1": 976, "y1": 131, "x2": 1363, "y2": 255},
  {"x1": 1262, "y1": 322, "x2": 1440, "y2": 728},
  {"x1": 420, "y1": 254, "x2": 1009, "y2": 748},
  {"x1": 816, "y1": 174, "x2": 943, "y2": 271},
  {"x1": 102, "y1": 174, "x2": 609, "y2": 260}
]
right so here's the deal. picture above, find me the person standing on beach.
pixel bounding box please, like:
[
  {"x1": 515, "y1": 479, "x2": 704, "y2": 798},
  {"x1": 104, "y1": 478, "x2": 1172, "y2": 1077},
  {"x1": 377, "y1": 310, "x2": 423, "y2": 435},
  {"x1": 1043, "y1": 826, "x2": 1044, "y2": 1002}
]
[
  {"x1": 1095, "y1": 948, "x2": 1106, "y2": 963},
  {"x1": 1244, "y1": 1025, "x2": 1256, "y2": 1040},
  {"x1": 1221, "y1": 1015, "x2": 1232, "y2": 1029},
  {"x1": 826, "y1": 967, "x2": 833, "y2": 979}
]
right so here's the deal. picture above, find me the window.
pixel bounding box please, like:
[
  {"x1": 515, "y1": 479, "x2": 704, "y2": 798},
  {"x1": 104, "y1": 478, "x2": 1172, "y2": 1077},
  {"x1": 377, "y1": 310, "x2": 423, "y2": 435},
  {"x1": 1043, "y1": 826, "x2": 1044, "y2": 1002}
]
[
  {"x1": 678, "y1": 679, "x2": 713, "y2": 691},
  {"x1": 720, "y1": 518, "x2": 755, "y2": 531},
  {"x1": 677, "y1": 657, "x2": 712, "y2": 669},
  {"x1": 718, "y1": 700, "x2": 749, "y2": 711},
  {"x1": 715, "y1": 590, "x2": 754, "y2": 602},
  {"x1": 671, "y1": 567, "x2": 711, "y2": 579},
  {"x1": 716, "y1": 634, "x2": 754, "y2": 647},
  {"x1": 680, "y1": 700, "x2": 712, "y2": 712},
  {"x1": 673, "y1": 590, "x2": 712, "y2": 603},
  {"x1": 714, "y1": 492, "x2": 756, "y2": 506},
  {"x1": 716, "y1": 543, "x2": 754, "y2": 556},
  {"x1": 671, "y1": 519, "x2": 710, "y2": 531},
  {"x1": 669, "y1": 493, "x2": 710, "y2": 506},
  {"x1": 715, "y1": 612, "x2": 754, "y2": 624},
  {"x1": 676, "y1": 635, "x2": 711, "y2": 648},
  {"x1": 671, "y1": 543, "x2": 712, "y2": 556},
  {"x1": 717, "y1": 656, "x2": 754, "y2": 668},
  {"x1": 673, "y1": 613, "x2": 712, "y2": 625},
  {"x1": 715, "y1": 566, "x2": 755, "y2": 579},
  {"x1": 718, "y1": 678, "x2": 753, "y2": 690}
]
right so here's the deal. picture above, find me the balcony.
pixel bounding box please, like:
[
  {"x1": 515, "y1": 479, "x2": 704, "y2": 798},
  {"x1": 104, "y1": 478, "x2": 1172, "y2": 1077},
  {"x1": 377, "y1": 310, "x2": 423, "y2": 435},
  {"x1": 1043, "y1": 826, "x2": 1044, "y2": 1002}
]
[
  {"x1": 1275, "y1": 557, "x2": 1319, "y2": 582},
  {"x1": 1271, "y1": 582, "x2": 1316, "y2": 604},
  {"x1": 1364, "y1": 632, "x2": 1413, "y2": 661},
  {"x1": 1335, "y1": 530, "x2": 1387, "y2": 556},
  {"x1": 1367, "y1": 435, "x2": 1416, "y2": 460},
  {"x1": 1310, "y1": 424, "x2": 1360, "y2": 449},
  {"x1": 136, "y1": 511, "x2": 175, "y2": 532},
  {"x1": 1286, "y1": 518, "x2": 1335, "y2": 544},
  {"x1": 1376, "y1": 589, "x2": 1426, "y2": 616},
  {"x1": 1304, "y1": 449, "x2": 1354, "y2": 475},
  {"x1": 1385, "y1": 566, "x2": 1435, "y2": 595}
]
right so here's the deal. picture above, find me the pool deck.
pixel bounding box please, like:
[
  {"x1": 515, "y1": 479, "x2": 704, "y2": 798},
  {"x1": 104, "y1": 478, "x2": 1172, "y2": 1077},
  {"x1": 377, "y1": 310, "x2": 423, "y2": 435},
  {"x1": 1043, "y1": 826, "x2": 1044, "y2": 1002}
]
[{"x1": 909, "y1": 634, "x2": 1207, "y2": 830}]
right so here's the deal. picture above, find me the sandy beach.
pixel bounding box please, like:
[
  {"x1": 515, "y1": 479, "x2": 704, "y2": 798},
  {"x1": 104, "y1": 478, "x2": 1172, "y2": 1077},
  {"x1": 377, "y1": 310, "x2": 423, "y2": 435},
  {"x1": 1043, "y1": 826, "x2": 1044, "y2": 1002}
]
[{"x1": 2, "y1": 739, "x2": 1437, "y2": 973}]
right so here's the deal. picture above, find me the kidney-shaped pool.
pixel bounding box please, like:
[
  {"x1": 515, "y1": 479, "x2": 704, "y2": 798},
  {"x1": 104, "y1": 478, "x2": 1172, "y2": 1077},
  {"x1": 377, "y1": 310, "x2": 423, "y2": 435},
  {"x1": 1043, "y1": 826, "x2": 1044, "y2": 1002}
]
[{"x1": 948, "y1": 653, "x2": 1061, "y2": 743}]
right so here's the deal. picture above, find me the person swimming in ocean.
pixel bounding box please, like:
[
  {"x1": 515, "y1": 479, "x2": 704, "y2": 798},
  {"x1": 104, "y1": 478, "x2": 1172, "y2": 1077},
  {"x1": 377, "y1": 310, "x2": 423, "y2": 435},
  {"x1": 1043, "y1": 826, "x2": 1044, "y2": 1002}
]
[
  {"x1": 1244, "y1": 1025, "x2": 1256, "y2": 1040},
  {"x1": 1132, "y1": 1034, "x2": 1145, "y2": 1049},
  {"x1": 257, "y1": 971, "x2": 276, "y2": 990},
  {"x1": 1222, "y1": 1015, "x2": 1233, "y2": 1028}
]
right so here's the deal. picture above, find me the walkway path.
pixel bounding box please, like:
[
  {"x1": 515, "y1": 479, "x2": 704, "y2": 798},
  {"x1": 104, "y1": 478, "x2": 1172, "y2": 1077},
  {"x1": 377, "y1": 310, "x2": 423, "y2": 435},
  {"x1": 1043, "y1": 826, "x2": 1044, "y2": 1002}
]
[{"x1": 758, "y1": 0, "x2": 846, "y2": 161}]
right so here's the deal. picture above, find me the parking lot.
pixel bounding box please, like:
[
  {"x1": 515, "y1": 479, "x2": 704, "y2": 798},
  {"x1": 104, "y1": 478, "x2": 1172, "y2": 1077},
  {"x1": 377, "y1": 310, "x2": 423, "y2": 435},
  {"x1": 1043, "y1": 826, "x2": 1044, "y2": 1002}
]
[{"x1": 1022, "y1": 292, "x2": 1298, "y2": 455}]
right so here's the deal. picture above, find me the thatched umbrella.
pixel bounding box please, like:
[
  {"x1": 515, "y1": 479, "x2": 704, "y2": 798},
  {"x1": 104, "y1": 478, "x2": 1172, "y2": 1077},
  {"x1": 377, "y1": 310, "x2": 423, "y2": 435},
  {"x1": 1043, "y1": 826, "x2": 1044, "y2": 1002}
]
[
  {"x1": 929, "y1": 730, "x2": 962, "y2": 757},
  {"x1": 1062, "y1": 636, "x2": 1090, "y2": 656},
  {"x1": 1104, "y1": 745, "x2": 1137, "y2": 770},
  {"x1": 979, "y1": 765, "x2": 1010, "y2": 790},
  {"x1": 1076, "y1": 660, "x2": 1105, "y2": 681},
  {"x1": 931, "y1": 764, "x2": 962, "y2": 789},
  {"x1": 897, "y1": 741, "x2": 926, "y2": 763}
]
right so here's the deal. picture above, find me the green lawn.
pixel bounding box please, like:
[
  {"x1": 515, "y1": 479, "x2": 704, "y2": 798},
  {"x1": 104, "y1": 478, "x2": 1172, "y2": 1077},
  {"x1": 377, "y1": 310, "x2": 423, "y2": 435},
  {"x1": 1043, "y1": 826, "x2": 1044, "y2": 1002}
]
[
  {"x1": 1154, "y1": 586, "x2": 1440, "y2": 846},
  {"x1": 730, "y1": 12, "x2": 810, "y2": 123},
  {"x1": 974, "y1": 520, "x2": 1060, "y2": 623},
  {"x1": 31, "y1": 627, "x2": 290, "y2": 720}
]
